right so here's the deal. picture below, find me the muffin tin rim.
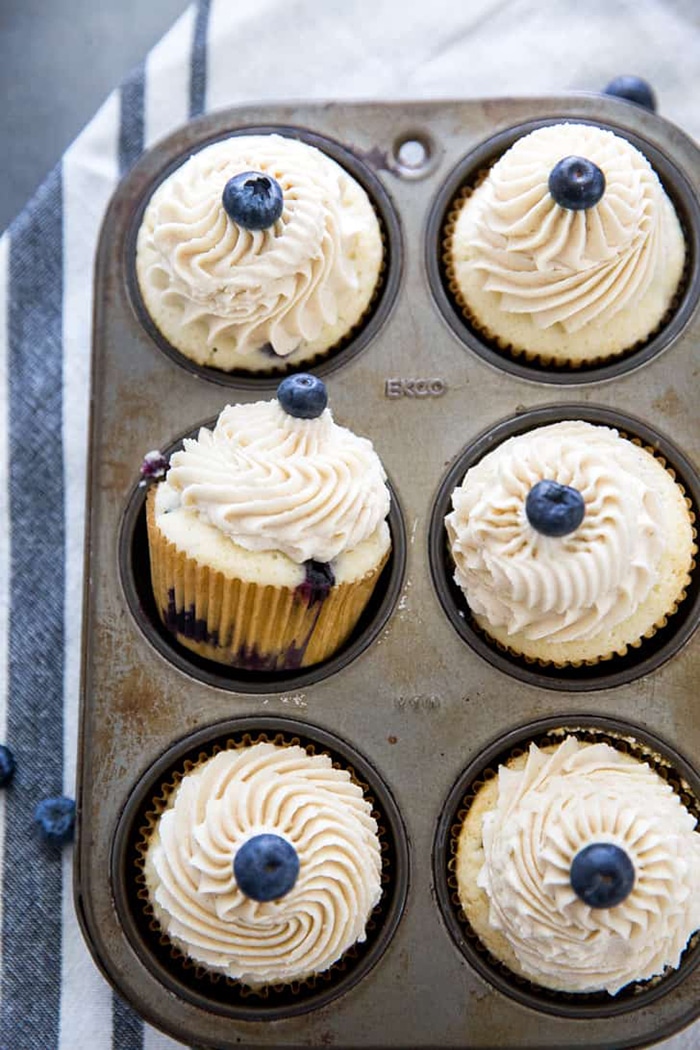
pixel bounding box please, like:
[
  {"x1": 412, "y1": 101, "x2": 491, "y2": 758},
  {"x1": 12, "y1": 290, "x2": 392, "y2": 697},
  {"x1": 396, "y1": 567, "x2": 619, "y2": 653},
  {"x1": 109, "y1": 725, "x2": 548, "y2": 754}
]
[
  {"x1": 424, "y1": 114, "x2": 700, "y2": 386},
  {"x1": 432, "y1": 711, "x2": 700, "y2": 1020},
  {"x1": 427, "y1": 401, "x2": 700, "y2": 692},
  {"x1": 110, "y1": 714, "x2": 411, "y2": 1022},
  {"x1": 122, "y1": 121, "x2": 405, "y2": 390}
]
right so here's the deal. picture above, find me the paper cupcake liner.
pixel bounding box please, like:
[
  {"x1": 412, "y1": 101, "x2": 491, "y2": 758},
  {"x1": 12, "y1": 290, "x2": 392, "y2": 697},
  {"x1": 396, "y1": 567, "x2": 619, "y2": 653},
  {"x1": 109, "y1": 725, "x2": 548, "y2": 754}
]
[
  {"x1": 440, "y1": 175, "x2": 692, "y2": 373},
  {"x1": 124, "y1": 725, "x2": 403, "y2": 1015},
  {"x1": 146, "y1": 490, "x2": 390, "y2": 671},
  {"x1": 440, "y1": 720, "x2": 700, "y2": 1015},
  {"x1": 442, "y1": 431, "x2": 698, "y2": 673}
]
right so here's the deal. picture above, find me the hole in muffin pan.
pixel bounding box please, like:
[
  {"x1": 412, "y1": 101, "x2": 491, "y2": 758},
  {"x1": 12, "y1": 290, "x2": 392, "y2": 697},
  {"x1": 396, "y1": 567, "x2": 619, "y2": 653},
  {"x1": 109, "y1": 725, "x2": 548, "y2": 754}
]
[
  {"x1": 118, "y1": 418, "x2": 407, "y2": 694},
  {"x1": 111, "y1": 716, "x2": 409, "y2": 1022},
  {"x1": 392, "y1": 131, "x2": 437, "y2": 179},
  {"x1": 425, "y1": 117, "x2": 700, "y2": 385},
  {"x1": 433, "y1": 713, "x2": 700, "y2": 1019},
  {"x1": 428, "y1": 404, "x2": 700, "y2": 692},
  {"x1": 124, "y1": 124, "x2": 403, "y2": 390}
]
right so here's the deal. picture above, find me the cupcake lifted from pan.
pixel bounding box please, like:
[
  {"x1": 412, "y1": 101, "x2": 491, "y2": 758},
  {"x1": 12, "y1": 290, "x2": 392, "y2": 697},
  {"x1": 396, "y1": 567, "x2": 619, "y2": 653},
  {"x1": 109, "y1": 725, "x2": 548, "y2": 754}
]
[
  {"x1": 146, "y1": 374, "x2": 391, "y2": 671},
  {"x1": 135, "y1": 133, "x2": 384, "y2": 372},
  {"x1": 448, "y1": 123, "x2": 686, "y2": 365},
  {"x1": 445, "y1": 420, "x2": 695, "y2": 666}
]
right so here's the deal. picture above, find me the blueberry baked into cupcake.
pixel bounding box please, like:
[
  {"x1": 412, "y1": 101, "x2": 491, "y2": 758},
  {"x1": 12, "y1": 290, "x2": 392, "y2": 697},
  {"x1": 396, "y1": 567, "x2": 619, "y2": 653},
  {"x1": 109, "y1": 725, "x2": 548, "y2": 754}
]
[
  {"x1": 455, "y1": 734, "x2": 700, "y2": 994},
  {"x1": 135, "y1": 133, "x2": 384, "y2": 372},
  {"x1": 446, "y1": 122, "x2": 686, "y2": 366},
  {"x1": 142, "y1": 741, "x2": 382, "y2": 985},
  {"x1": 145, "y1": 374, "x2": 391, "y2": 670},
  {"x1": 444, "y1": 420, "x2": 696, "y2": 666}
]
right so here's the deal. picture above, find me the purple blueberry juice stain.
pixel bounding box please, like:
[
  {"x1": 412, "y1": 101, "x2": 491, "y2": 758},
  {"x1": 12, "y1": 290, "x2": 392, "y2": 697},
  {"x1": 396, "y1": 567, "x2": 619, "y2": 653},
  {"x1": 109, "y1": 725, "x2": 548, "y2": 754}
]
[{"x1": 297, "y1": 560, "x2": 335, "y2": 607}]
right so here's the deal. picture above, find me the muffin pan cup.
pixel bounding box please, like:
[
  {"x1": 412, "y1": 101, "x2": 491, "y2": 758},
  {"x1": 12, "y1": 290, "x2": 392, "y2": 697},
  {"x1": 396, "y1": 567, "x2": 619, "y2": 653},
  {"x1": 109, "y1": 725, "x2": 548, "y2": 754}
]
[{"x1": 77, "y1": 96, "x2": 700, "y2": 1049}]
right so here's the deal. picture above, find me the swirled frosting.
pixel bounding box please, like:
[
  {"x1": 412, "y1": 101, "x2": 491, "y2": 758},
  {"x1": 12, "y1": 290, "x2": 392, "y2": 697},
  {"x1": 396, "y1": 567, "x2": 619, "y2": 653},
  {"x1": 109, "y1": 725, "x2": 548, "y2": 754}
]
[
  {"x1": 445, "y1": 421, "x2": 667, "y2": 644},
  {"x1": 136, "y1": 134, "x2": 382, "y2": 363},
  {"x1": 476, "y1": 737, "x2": 700, "y2": 993},
  {"x1": 456, "y1": 122, "x2": 683, "y2": 333},
  {"x1": 144, "y1": 743, "x2": 382, "y2": 985},
  {"x1": 162, "y1": 398, "x2": 390, "y2": 564}
]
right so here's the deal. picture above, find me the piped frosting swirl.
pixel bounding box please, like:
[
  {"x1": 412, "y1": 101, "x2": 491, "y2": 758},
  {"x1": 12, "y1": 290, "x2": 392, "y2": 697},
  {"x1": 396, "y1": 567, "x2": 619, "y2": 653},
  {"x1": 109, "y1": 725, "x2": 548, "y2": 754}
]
[
  {"x1": 461, "y1": 123, "x2": 678, "y2": 333},
  {"x1": 163, "y1": 398, "x2": 391, "y2": 564},
  {"x1": 477, "y1": 737, "x2": 700, "y2": 994},
  {"x1": 445, "y1": 421, "x2": 666, "y2": 643},
  {"x1": 136, "y1": 134, "x2": 382, "y2": 360},
  {"x1": 144, "y1": 743, "x2": 382, "y2": 986}
]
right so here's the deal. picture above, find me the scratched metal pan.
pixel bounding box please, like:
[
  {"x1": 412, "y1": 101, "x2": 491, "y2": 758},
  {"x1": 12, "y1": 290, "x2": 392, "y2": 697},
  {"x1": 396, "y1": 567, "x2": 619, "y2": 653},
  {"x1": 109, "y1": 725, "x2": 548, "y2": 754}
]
[{"x1": 75, "y1": 96, "x2": 700, "y2": 1049}]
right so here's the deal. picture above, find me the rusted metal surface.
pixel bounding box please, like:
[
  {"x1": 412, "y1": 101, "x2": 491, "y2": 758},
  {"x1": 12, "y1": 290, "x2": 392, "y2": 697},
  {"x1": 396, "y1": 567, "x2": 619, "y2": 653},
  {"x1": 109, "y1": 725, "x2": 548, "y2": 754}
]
[{"x1": 76, "y1": 97, "x2": 700, "y2": 1049}]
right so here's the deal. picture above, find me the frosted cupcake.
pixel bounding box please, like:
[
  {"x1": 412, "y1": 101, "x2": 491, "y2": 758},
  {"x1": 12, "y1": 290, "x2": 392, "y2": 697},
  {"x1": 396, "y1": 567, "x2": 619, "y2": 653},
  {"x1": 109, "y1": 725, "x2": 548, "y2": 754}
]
[
  {"x1": 135, "y1": 133, "x2": 384, "y2": 372},
  {"x1": 444, "y1": 420, "x2": 695, "y2": 665},
  {"x1": 455, "y1": 735, "x2": 700, "y2": 995},
  {"x1": 143, "y1": 741, "x2": 382, "y2": 986},
  {"x1": 146, "y1": 374, "x2": 391, "y2": 671},
  {"x1": 447, "y1": 123, "x2": 686, "y2": 365}
]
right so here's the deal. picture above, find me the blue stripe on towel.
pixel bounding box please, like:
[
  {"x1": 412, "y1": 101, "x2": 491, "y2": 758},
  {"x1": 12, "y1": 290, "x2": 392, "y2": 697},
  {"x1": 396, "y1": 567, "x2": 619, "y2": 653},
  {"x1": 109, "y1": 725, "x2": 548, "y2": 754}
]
[
  {"x1": 1, "y1": 166, "x2": 65, "y2": 1050},
  {"x1": 119, "y1": 63, "x2": 146, "y2": 174},
  {"x1": 190, "y1": 0, "x2": 211, "y2": 117},
  {"x1": 112, "y1": 995, "x2": 145, "y2": 1050}
]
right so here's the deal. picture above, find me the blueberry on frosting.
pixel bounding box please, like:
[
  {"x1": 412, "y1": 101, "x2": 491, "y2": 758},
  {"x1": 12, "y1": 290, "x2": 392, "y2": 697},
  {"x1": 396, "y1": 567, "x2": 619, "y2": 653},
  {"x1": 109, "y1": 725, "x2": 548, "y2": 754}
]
[
  {"x1": 222, "y1": 171, "x2": 284, "y2": 230},
  {"x1": 603, "y1": 75, "x2": 657, "y2": 112},
  {"x1": 35, "y1": 796, "x2": 76, "y2": 846},
  {"x1": 525, "y1": 479, "x2": 585, "y2": 537},
  {"x1": 277, "y1": 373, "x2": 328, "y2": 419},
  {"x1": 548, "y1": 156, "x2": 606, "y2": 211},
  {"x1": 139, "y1": 449, "x2": 169, "y2": 485},
  {"x1": 234, "y1": 833, "x2": 300, "y2": 902},
  {"x1": 570, "y1": 842, "x2": 636, "y2": 909}
]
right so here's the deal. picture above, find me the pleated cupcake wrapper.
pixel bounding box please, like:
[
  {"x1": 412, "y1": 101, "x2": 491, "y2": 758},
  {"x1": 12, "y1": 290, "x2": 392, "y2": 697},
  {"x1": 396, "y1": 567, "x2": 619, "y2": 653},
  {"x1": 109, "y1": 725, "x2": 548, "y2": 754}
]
[
  {"x1": 131, "y1": 729, "x2": 392, "y2": 1002},
  {"x1": 441, "y1": 175, "x2": 692, "y2": 372},
  {"x1": 146, "y1": 490, "x2": 390, "y2": 670},
  {"x1": 453, "y1": 434, "x2": 698, "y2": 670},
  {"x1": 445, "y1": 725, "x2": 700, "y2": 1006}
]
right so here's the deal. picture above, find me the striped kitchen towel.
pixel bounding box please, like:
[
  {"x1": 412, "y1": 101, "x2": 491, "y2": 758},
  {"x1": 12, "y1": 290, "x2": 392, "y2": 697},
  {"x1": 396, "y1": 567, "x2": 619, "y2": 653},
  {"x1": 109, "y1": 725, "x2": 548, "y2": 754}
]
[{"x1": 1, "y1": 1, "x2": 699, "y2": 1047}]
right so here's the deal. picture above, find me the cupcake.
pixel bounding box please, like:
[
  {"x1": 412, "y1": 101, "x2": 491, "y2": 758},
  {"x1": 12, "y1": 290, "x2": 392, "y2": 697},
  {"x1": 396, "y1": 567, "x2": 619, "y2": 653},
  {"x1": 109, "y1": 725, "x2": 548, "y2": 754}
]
[
  {"x1": 146, "y1": 374, "x2": 392, "y2": 671},
  {"x1": 143, "y1": 741, "x2": 382, "y2": 986},
  {"x1": 444, "y1": 420, "x2": 695, "y2": 666},
  {"x1": 135, "y1": 133, "x2": 384, "y2": 372},
  {"x1": 455, "y1": 734, "x2": 700, "y2": 995},
  {"x1": 446, "y1": 122, "x2": 686, "y2": 365}
]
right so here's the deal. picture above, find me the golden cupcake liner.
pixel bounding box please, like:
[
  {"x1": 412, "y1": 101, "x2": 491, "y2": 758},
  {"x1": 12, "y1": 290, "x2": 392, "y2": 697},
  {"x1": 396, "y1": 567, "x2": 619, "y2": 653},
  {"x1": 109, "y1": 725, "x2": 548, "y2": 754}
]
[
  {"x1": 445, "y1": 724, "x2": 700, "y2": 1005},
  {"x1": 440, "y1": 174, "x2": 692, "y2": 372},
  {"x1": 455, "y1": 434, "x2": 697, "y2": 670},
  {"x1": 132, "y1": 729, "x2": 393, "y2": 1002},
  {"x1": 146, "y1": 490, "x2": 390, "y2": 671}
]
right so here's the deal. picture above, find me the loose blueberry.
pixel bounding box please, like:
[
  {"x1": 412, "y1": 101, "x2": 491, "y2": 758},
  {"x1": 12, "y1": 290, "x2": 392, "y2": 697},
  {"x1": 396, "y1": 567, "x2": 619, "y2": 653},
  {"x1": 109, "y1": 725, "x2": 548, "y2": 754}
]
[
  {"x1": 222, "y1": 171, "x2": 284, "y2": 231},
  {"x1": 525, "y1": 479, "x2": 585, "y2": 537},
  {"x1": 548, "y1": 156, "x2": 606, "y2": 211},
  {"x1": 277, "y1": 373, "x2": 328, "y2": 419},
  {"x1": 34, "y1": 796, "x2": 76, "y2": 846},
  {"x1": 603, "y1": 75, "x2": 656, "y2": 112},
  {"x1": 234, "y1": 833, "x2": 300, "y2": 902},
  {"x1": 139, "y1": 449, "x2": 168, "y2": 483},
  {"x1": 0, "y1": 745, "x2": 16, "y2": 788},
  {"x1": 570, "y1": 842, "x2": 635, "y2": 908}
]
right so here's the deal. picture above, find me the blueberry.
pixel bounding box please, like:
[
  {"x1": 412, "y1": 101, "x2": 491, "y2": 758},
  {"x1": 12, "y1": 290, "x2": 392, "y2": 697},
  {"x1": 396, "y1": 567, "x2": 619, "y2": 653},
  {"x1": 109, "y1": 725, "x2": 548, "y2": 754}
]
[
  {"x1": 222, "y1": 171, "x2": 284, "y2": 231},
  {"x1": 525, "y1": 479, "x2": 585, "y2": 537},
  {"x1": 0, "y1": 745, "x2": 16, "y2": 788},
  {"x1": 603, "y1": 75, "x2": 656, "y2": 112},
  {"x1": 234, "y1": 833, "x2": 300, "y2": 902},
  {"x1": 34, "y1": 796, "x2": 76, "y2": 846},
  {"x1": 570, "y1": 842, "x2": 635, "y2": 908},
  {"x1": 548, "y1": 156, "x2": 606, "y2": 211},
  {"x1": 298, "y1": 560, "x2": 335, "y2": 606},
  {"x1": 277, "y1": 373, "x2": 328, "y2": 419},
  {"x1": 139, "y1": 449, "x2": 168, "y2": 483}
]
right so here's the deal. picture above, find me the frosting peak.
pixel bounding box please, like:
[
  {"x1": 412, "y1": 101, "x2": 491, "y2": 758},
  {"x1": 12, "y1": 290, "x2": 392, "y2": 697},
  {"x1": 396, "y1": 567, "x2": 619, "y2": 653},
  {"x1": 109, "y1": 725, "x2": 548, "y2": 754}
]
[
  {"x1": 477, "y1": 738, "x2": 700, "y2": 993},
  {"x1": 165, "y1": 399, "x2": 391, "y2": 563}
]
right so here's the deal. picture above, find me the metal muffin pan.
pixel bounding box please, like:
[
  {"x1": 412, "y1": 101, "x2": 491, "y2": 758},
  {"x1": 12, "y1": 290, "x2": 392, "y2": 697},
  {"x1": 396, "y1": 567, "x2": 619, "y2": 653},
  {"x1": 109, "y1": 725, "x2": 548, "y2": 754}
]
[{"x1": 76, "y1": 96, "x2": 700, "y2": 1049}]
